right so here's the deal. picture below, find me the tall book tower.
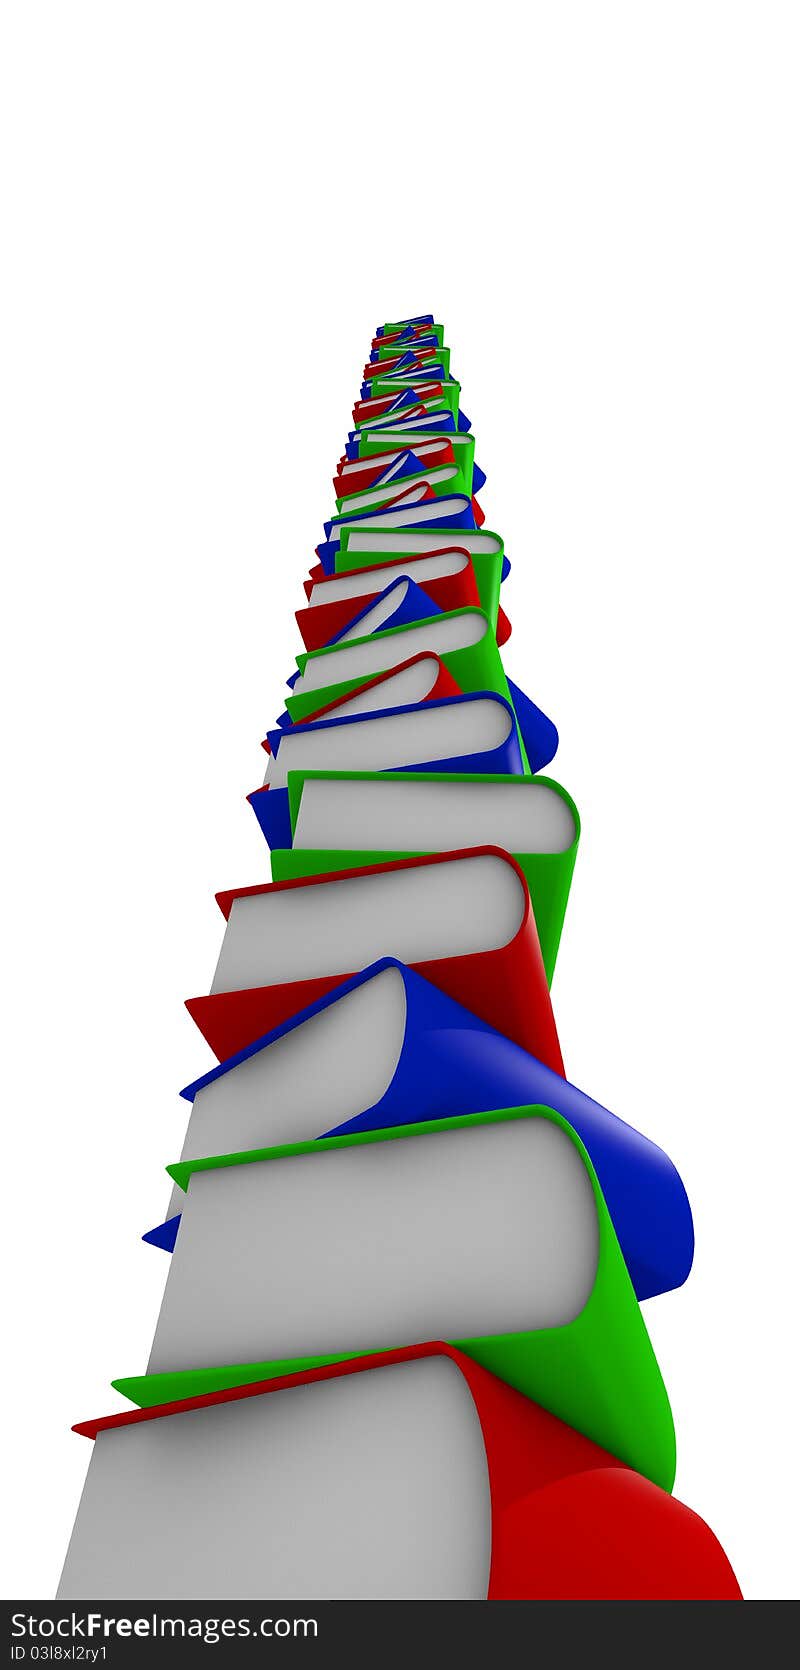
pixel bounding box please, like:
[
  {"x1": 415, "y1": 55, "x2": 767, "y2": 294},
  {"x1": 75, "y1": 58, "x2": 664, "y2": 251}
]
[{"x1": 59, "y1": 318, "x2": 741, "y2": 1601}]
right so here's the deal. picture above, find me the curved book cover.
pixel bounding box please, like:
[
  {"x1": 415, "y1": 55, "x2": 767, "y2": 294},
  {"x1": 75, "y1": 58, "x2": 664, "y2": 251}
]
[{"x1": 62, "y1": 1346, "x2": 740, "y2": 1601}]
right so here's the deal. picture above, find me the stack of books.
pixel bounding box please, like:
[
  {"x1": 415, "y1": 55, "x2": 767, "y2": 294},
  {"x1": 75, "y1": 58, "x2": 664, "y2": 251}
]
[{"x1": 59, "y1": 316, "x2": 741, "y2": 1601}]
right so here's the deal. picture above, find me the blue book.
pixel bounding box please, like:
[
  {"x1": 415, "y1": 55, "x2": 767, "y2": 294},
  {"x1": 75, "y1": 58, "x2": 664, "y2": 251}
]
[
  {"x1": 250, "y1": 690, "x2": 525, "y2": 848},
  {"x1": 144, "y1": 959, "x2": 693, "y2": 1303},
  {"x1": 324, "y1": 576, "x2": 443, "y2": 646},
  {"x1": 270, "y1": 681, "x2": 556, "y2": 765}
]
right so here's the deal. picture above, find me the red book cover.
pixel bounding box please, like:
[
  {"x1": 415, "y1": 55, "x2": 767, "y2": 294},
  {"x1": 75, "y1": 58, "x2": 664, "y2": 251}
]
[
  {"x1": 73, "y1": 1342, "x2": 741, "y2": 1601},
  {"x1": 496, "y1": 603, "x2": 512, "y2": 646},
  {"x1": 185, "y1": 848, "x2": 564, "y2": 1072}
]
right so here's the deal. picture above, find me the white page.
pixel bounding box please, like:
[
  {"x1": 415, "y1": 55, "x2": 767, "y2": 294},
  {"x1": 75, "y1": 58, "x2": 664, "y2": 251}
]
[
  {"x1": 292, "y1": 776, "x2": 576, "y2": 856},
  {"x1": 58, "y1": 1358, "x2": 491, "y2": 1600},
  {"x1": 346, "y1": 528, "x2": 501, "y2": 556}
]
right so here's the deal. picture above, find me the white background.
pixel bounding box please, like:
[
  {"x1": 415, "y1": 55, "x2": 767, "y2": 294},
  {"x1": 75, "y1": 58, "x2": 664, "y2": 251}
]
[{"x1": 1, "y1": 1, "x2": 798, "y2": 1602}]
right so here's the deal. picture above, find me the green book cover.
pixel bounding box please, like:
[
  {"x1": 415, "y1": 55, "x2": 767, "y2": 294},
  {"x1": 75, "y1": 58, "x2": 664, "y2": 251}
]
[
  {"x1": 111, "y1": 1107, "x2": 675, "y2": 1492},
  {"x1": 336, "y1": 529, "x2": 505, "y2": 627},
  {"x1": 270, "y1": 770, "x2": 579, "y2": 984}
]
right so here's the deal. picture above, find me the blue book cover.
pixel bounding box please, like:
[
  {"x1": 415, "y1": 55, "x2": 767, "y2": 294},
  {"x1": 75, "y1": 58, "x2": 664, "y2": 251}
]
[
  {"x1": 145, "y1": 959, "x2": 693, "y2": 1302},
  {"x1": 505, "y1": 678, "x2": 559, "y2": 773}
]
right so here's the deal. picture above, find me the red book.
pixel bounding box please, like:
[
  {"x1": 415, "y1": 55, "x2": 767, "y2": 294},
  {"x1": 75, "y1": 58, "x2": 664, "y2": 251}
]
[
  {"x1": 497, "y1": 603, "x2": 512, "y2": 646},
  {"x1": 66, "y1": 1343, "x2": 741, "y2": 1601},
  {"x1": 186, "y1": 847, "x2": 564, "y2": 1071},
  {"x1": 333, "y1": 438, "x2": 455, "y2": 497},
  {"x1": 295, "y1": 548, "x2": 481, "y2": 652},
  {"x1": 258, "y1": 652, "x2": 462, "y2": 748},
  {"x1": 353, "y1": 385, "x2": 444, "y2": 424}
]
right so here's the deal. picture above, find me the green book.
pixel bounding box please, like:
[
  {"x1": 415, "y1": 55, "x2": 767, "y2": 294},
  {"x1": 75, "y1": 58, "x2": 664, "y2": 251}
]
[
  {"x1": 111, "y1": 1108, "x2": 675, "y2": 1491},
  {"x1": 271, "y1": 770, "x2": 579, "y2": 984},
  {"x1": 336, "y1": 527, "x2": 505, "y2": 628}
]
